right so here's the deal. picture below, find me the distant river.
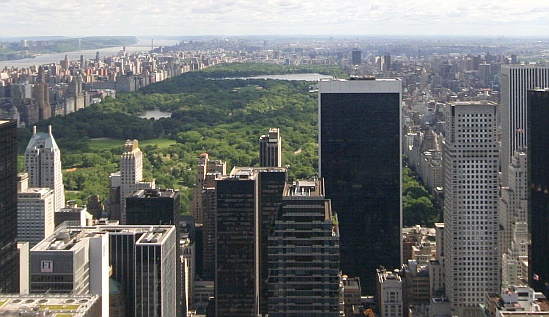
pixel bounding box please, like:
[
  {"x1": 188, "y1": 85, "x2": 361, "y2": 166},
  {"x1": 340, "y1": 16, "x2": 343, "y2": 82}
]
[
  {"x1": 0, "y1": 39, "x2": 178, "y2": 69},
  {"x1": 139, "y1": 110, "x2": 172, "y2": 120}
]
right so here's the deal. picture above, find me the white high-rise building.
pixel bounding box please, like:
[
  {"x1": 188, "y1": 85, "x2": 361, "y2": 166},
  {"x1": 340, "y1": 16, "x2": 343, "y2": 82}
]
[
  {"x1": 24, "y1": 125, "x2": 65, "y2": 212},
  {"x1": 500, "y1": 65, "x2": 549, "y2": 186},
  {"x1": 118, "y1": 140, "x2": 154, "y2": 224},
  {"x1": 17, "y1": 173, "x2": 55, "y2": 248},
  {"x1": 442, "y1": 101, "x2": 500, "y2": 316}
]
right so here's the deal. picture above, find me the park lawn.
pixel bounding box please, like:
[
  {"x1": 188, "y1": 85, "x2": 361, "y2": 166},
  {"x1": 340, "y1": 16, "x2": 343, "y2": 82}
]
[{"x1": 89, "y1": 138, "x2": 176, "y2": 150}]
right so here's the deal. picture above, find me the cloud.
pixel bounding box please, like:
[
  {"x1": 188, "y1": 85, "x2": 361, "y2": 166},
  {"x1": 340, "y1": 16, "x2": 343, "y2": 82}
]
[{"x1": 0, "y1": 0, "x2": 548, "y2": 37}]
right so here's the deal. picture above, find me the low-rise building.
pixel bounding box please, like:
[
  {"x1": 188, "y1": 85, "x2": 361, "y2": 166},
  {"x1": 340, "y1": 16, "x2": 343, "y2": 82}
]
[{"x1": 376, "y1": 267, "x2": 404, "y2": 317}]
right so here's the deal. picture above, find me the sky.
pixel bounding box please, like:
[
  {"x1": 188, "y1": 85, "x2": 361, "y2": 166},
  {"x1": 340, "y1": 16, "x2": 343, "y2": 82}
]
[{"x1": 0, "y1": 0, "x2": 548, "y2": 38}]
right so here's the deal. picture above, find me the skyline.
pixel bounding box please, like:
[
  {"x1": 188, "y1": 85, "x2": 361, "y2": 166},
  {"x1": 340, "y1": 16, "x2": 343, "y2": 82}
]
[{"x1": 0, "y1": 0, "x2": 548, "y2": 38}]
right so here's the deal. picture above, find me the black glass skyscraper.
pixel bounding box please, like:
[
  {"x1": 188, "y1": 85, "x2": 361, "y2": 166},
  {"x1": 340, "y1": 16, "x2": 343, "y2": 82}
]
[
  {"x1": 528, "y1": 88, "x2": 549, "y2": 294},
  {"x1": 215, "y1": 174, "x2": 257, "y2": 317},
  {"x1": 0, "y1": 120, "x2": 19, "y2": 293},
  {"x1": 319, "y1": 79, "x2": 402, "y2": 295},
  {"x1": 214, "y1": 167, "x2": 286, "y2": 317},
  {"x1": 125, "y1": 188, "x2": 182, "y2": 316}
]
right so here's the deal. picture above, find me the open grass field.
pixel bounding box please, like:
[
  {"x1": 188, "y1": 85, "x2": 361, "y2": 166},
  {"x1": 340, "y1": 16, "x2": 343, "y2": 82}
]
[{"x1": 89, "y1": 138, "x2": 176, "y2": 150}]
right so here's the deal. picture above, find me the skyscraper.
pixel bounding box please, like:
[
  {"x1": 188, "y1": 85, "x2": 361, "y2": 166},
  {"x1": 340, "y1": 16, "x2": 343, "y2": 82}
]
[
  {"x1": 0, "y1": 120, "x2": 19, "y2": 293},
  {"x1": 318, "y1": 78, "x2": 402, "y2": 295},
  {"x1": 190, "y1": 153, "x2": 226, "y2": 280},
  {"x1": 500, "y1": 65, "x2": 549, "y2": 187},
  {"x1": 190, "y1": 153, "x2": 226, "y2": 224},
  {"x1": 527, "y1": 88, "x2": 549, "y2": 294},
  {"x1": 120, "y1": 139, "x2": 143, "y2": 222},
  {"x1": 268, "y1": 179, "x2": 340, "y2": 316},
  {"x1": 125, "y1": 188, "x2": 182, "y2": 317},
  {"x1": 126, "y1": 188, "x2": 181, "y2": 227},
  {"x1": 17, "y1": 172, "x2": 55, "y2": 248},
  {"x1": 256, "y1": 168, "x2": 286, "y2": 315},
  {"x1": 215, "y1": 170, "x2": 257, "y2": 317},
  {"x1": 31, "y1": 224, "x2": 177, "y2": 317},
  {"x1": 111, "y1": 140, "x2": 154, "y2": 224},
  {"x1": 25, "y1": 125, "x2": 65, "y2": 212},
  {"x1": 214, "y1": 166, "x2": 286, "y2": 317},
  {"x1": 351, "y1": 49, "x2": 361, "y2": 65},
  {"x1": 259, "y1": 128, "x2": 282, "y2": 167},
  {"x1": 442, "y1": 102, "x2": 499, "y2": 316}
]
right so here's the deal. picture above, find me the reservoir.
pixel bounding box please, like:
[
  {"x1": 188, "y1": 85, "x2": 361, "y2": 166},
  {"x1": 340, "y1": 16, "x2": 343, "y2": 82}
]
[
  {"x1": 235, "y1": 73, "x2": 333, "y2": 81},
  {"x1": 139, "y1": 110, "x2": 173, "y2": 120}
]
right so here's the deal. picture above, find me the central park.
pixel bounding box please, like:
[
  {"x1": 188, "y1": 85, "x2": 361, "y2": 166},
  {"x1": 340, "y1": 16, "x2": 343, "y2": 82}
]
[{"x1": 18, "y1": 62, "x2": 438, "y2": 226}]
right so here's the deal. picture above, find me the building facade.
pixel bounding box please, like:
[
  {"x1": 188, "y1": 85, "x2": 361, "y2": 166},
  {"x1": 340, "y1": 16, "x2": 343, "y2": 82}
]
[
  {"x1": 268, "y1": 179, "x2": 340, "y2": 316},
  {"x1": 215, "y1": 171, "x2": 258, "y2": 317},
  {"x1": 318, "y1": 78, "x2": 402, "y2": 294},
  {"x1": 113, "y1": 140, "x2": 154, "y2": 224},
  {"x1": 134, "y1": 226, "x2": 178, "y2": 317},
  {"x1": 125, "y1": 188, "x2": 182, "y2": 316},
  {"x1": 0, "y1": 120, "x2": 19, "y2": 293},
  {"x1": 24, "y1": 125, "x2": 65, "y2": 212},
  {"x1": 442, "y1": 101, "x2": 500, "y2": 316},
  {"x1": 376, "y1": 267, "x2": 404, "y2": 317},
  {"x1": 17, "y1": 173, "x2": 55, "y2": 248},
  {"x1": 527, "y1": 88, "x2": 549, "y2": 294},
  {"x1": 259, "y1": 128, "x2": 282, "y2": 167},
  {"x1": 214, "y1": 166, "x2": 286, "y2": 317},
  {"x1": 500, "y1": 65, "x2": 549, "y2": 187}
]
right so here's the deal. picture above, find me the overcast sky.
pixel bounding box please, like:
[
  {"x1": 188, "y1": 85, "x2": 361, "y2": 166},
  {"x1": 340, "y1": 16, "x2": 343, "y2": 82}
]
[{"x1": 1, "y1": 0, "x2": 548, "y2": 38}]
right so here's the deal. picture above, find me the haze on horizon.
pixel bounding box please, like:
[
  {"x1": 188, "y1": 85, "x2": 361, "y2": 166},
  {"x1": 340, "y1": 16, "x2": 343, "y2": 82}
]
[{"x1": 0, "y1": 0, "x2": 548, "y2": 38}]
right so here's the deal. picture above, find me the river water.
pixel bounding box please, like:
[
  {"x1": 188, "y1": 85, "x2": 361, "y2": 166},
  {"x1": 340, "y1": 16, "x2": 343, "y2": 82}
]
[{"x1": 0, "y1": 39, "x2": 178, "y2": 69}]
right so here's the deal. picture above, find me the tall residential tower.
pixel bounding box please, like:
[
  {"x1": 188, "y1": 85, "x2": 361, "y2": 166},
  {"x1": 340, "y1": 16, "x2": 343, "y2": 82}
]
[
  {"x1": 442, "y1": 102, "x2": 500, "y2": 316},
  {"x1": 24, "y1": 126, "x2": 65, "y2": 212},
  {"x1": 110, "y1": 140, "x2": 154, "y2": 223}
]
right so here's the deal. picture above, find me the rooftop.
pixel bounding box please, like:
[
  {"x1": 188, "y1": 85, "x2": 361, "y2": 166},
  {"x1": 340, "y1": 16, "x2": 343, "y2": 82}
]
[
  {"x1": 32, "y1": 224, "x2": 175, "y2": 251},
  {"x1": 0, "y1": 294, "x2": 99, "y2": 317},
  {"x1": 18, "y1": 188, "x2": 53, "y2": 197},
  {"x1": 229, "y1": 166, "x2": 286, "y2": 179},
  {"x1": 25, "y1": 126, "x2": 59, "y2": 152},
  {"x1": 284, "y1": 179, "x2": 324, "y2": 197},
  {"x1": 129, "y1": 188, "x2": 178, "y2": 199}
]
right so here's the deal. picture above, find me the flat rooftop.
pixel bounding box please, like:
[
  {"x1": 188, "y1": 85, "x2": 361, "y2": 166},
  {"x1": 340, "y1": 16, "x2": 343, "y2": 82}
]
[
  {"x1": 0, "y1": 294, "x2": 99, "y2": 317},
  {"x1": 18, "y1": 188, "x2": 53, "y2": 197},
  {"x1": 129, "y1": 188, "x2": 178, "y2": 199},
  {"x1": 32, "y1": 224, "x2": 175, "y2": 251},
  {"x1": 229, "y1": 166, "x2": 287, "y2": 179},
  {"x1": 283, "y1": 179, "x2": 324, "y2": 197}
]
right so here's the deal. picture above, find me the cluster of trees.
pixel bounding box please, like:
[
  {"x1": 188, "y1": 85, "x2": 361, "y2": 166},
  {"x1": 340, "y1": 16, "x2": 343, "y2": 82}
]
[
  {"x1": 402, "y1": 166, "x2": 440, "y2": 226},
  {"x1": 18, "y1": 62, "x2": 438, "y2": 226},
  {"x1": 19, "y1": 63, "x2": 325, "y2": 210}
]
